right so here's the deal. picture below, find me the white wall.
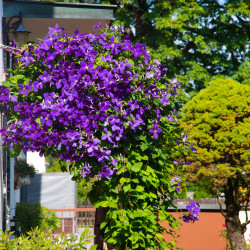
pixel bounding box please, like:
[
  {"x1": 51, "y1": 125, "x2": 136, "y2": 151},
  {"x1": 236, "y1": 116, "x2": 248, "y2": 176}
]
[
  {"x1": 27, "y1": 151, "x2": 46, "y2": 173},
  {"x1": 240, "y1": 210, "x2": 250, "y2": 241}
]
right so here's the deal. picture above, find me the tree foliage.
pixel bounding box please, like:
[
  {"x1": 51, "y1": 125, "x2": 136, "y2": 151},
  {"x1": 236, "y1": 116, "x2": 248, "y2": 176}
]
[
  {"x1": 46, "y1": 155, "x2": 62, "y2": 172},
  {"x1": 233, "y1": 60, "x2": 250, "y2": 85},
  {"x1": 103, "y1": 0, "x2": 250, "y2": 99},
  {"x1": 181, "y1": 78, "x2": 250, "y2": 249}
]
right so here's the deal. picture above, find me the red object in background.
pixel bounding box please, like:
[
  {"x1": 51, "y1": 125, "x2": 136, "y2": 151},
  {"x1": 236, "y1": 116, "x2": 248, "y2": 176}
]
[{"x1": 162, "y1": 212, "x2": 227, "y2": 250}]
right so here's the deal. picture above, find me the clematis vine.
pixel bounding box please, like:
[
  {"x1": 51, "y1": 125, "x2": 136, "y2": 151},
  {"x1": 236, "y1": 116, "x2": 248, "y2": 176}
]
[
  {"x1": 170, "y1": 175, "x2": 182, "y2": 193},
  {"x1": 0, "y1": 24, "x2": 180, "y2": 180},
  {"x1": 170, "y1": 175, "x2": 200, "y2": 222},
  {"x1": 0, "y1": 24, "x2": 199, "y2": 248}
]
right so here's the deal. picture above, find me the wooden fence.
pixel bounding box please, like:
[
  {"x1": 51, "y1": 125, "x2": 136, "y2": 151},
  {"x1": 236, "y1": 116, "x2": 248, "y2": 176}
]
[{"x1": 50, "y1": 200, "x2": 96, "y2": 235}]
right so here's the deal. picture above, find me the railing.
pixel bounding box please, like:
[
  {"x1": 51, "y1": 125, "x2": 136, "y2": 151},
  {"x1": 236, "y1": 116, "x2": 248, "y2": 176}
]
[
  {"x1": 78, "y1": 199, "x2": 94, "y2": 208},
  {"x1": 173, "y1": 198, "x2": 226, "y2": 204},
  {"x1": 50, "y1": 207, "x2": 96, "y2": 235}
]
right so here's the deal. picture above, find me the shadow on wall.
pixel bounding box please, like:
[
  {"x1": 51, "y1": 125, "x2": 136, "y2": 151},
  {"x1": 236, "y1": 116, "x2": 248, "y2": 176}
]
[{"x1": 25, "y1": 173, "x2": 76, "y2": 210}]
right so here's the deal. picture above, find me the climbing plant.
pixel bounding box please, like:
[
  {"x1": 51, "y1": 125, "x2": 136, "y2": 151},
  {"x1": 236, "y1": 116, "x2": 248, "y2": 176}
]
[{"x1": 0, "y1": 24, "x2": 198, "y2": 249}]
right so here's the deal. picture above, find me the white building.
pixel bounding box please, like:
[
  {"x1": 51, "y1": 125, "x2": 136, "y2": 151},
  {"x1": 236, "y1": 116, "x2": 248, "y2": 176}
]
[{"x1": 26, "y1": 152, "x2": 46, "y2": 173}]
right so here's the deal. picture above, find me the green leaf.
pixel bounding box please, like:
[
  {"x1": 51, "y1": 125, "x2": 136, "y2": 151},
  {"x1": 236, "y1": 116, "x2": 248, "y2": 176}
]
[
  {"x1": 120, "y1": 177, "x2": 130, "y2": 185},
  {"x1": 95, "y1": 201, "x2": 109, "y2": 208},
  {"x1": 90, "y1": 245, "x2": 98, "y2": 250},
  {"x1": 159, "y1": 210, "x2": 166, "y2": 222},
  {"x1": 131, "y1": 162, "x2": 143, "y2": 172},
  {"x1": 123, "y1": 184, "x2": 131, "y2": 193},
  {"x1": 131, "y1": 179, "x2": 139, "y2": 183},
  {"x1": 127, "y1": 210, "x2": 135, "y2": 219},
  {"x1": 6, "y1": 68, "x2": 15, "y2": 74},
  {"x1": 117, "y1": 166, "x2": 125, "y2": 174},
  {"x1": 149, "y1": 192, "x2": 157, "y2": 199},
  {"x1": 141, "y1": 155, "x2": 148, "y2": 161},
  {"x1": 136, "y1": 185, "x2": 144, "y2": 192},
  {"x1": 140, "y1": 142, "x2": 148, "y2": 151},
  {"x1": 138, "y1": 194, "x2": 147, "y2": 200}
]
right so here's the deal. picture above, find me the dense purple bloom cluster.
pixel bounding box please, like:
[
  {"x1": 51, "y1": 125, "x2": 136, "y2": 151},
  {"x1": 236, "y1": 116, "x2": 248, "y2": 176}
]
[
  {"x1": 182, "y1": 201, "x2": 200, "y2": 223},
  {"x1": 0, "y1": 86, "x2": 11, "y2": 110},
  {"x1": 0, "y1": 24, "x2": 180, "y2": 180}
]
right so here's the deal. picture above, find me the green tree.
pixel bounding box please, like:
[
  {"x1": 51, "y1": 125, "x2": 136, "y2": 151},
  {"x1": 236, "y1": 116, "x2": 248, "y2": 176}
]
[
  {"x1": 46, "y1": 155, "x2": 62, "y2": 172},
  {"x1": 181, "y1": 79, "x2": 250, "y2": 250},
  {"x1": 233, "y1": 60, "x2": 250, "y2": 86},
  {"x1": 100, "y1": 0, "x2": 249, "y2": 99}
]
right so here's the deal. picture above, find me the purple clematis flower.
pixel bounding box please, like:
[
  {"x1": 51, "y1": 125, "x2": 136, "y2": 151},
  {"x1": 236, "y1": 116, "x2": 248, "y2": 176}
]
[
  {"x1": 39, "y1": 72, "x2": 51, "y2": 83},
  {"x1": 149, "y1": 124, "x2": 162, "y2": 139},
  {"x1": 20, "y1": 51, "x2": 34, "y2": 67},
  {"x1": 182, "y1": 202, "x2": 200, "y2": 223}
]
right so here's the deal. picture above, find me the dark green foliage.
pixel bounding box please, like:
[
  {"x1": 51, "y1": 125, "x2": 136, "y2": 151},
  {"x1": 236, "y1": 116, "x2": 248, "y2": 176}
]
[
  {"x1": 233, "y1": 60, "x2": 250, "y2": 85},
  {"x1": 15, "y1": 202, "x2": 61, "y2": 235},
  {"x1": 103, "y1": 0, "x2": 249, "y2": 99},
  {"x1": 88, "y1": 122, "x2": 185, "y2": 249}
]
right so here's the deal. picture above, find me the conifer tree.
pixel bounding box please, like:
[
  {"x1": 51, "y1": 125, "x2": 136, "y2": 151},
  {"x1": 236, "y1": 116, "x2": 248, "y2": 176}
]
[{"x1": 182, "y1": 79, "x2": 250, "y2": 250}]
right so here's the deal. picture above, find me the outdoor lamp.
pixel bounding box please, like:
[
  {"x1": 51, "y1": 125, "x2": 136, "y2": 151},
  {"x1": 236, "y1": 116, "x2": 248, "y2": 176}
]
[
  {"x1": 4, "y1": 11, "x2": 31, "y2": 46},
  {"x1": 12, "y1": 15, "x2": 31, "y2": 46}
]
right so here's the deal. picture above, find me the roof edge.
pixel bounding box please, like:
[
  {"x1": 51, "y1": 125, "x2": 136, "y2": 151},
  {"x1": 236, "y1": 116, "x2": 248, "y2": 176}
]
[{"x1": 5, "y1": 0, "x2": 117, "y2": 9}]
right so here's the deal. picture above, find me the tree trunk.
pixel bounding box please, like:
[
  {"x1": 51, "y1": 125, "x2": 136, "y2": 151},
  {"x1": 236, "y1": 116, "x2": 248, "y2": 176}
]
[
  {"x1": 94, "y1": 207, "x2": 109, "y2": 250},
  {"x1": 134, "y1": 0, "x2": 153, "y2": 40},
  {"x1": 226, "y1": 217, "x2": 247, "y2": 250},
  {"x1": 225, "y1": 178, "x2": 247, "y2": 250}
]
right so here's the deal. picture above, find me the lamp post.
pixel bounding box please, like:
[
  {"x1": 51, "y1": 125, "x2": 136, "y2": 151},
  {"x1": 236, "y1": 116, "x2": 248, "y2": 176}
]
[{"x1": 3, "y1": 11, "x2": 31, "y2": 47}]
